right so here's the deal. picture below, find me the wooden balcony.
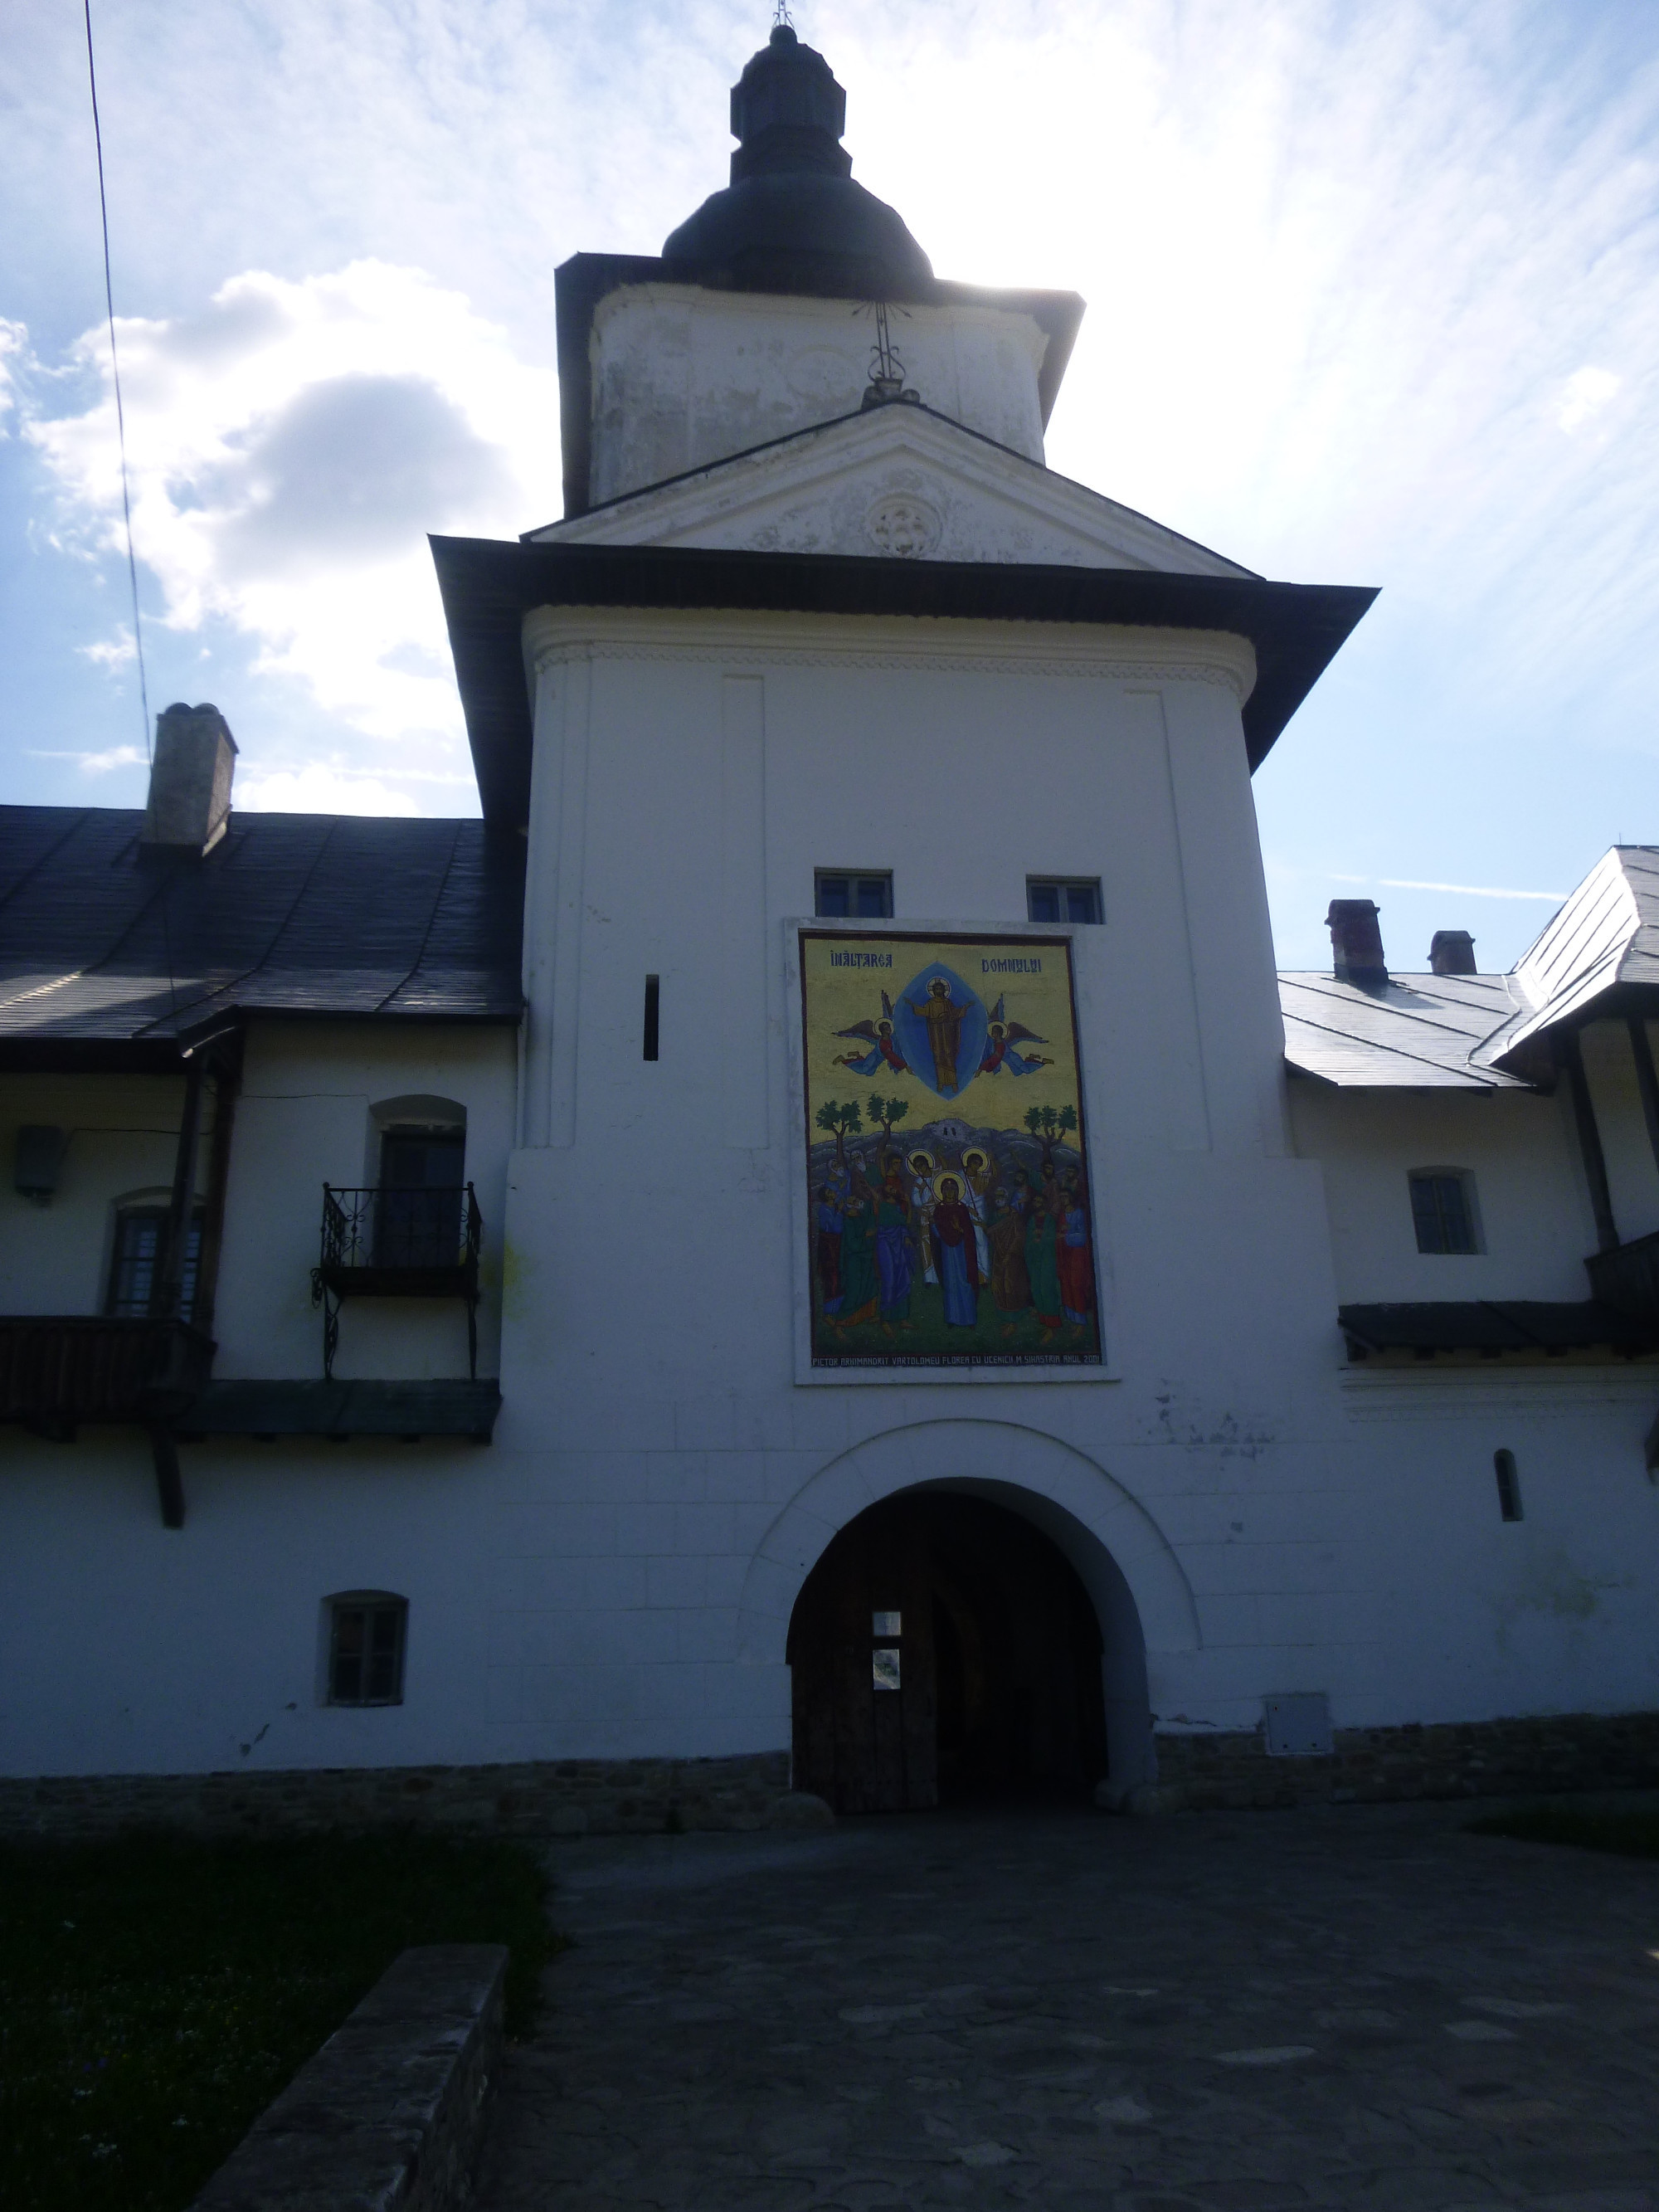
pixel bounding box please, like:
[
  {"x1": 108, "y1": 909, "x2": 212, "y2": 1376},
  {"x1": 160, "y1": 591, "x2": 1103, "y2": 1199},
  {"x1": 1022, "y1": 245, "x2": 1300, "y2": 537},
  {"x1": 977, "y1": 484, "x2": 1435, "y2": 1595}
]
[
  {"x1": 1585, "y1": 1228, "x2": 1659, "y2": 1322},
  {"x1": 310, "y1": 1184, "x2": 483, "y2": 1380},
  {"x1": 0, "y1": 1315, "x2": 216, "y2": 1435}
]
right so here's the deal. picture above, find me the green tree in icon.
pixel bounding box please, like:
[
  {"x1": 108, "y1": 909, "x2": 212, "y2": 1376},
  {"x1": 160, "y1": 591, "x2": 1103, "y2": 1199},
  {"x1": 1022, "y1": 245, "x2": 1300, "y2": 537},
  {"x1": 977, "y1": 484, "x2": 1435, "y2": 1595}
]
[
  {"x1": 815, "y1": 1099, "x2": 864, "y2": 1165},
  {"x1": 1022, "y1": 1102, "x2": 1078, "y2": 1166}
]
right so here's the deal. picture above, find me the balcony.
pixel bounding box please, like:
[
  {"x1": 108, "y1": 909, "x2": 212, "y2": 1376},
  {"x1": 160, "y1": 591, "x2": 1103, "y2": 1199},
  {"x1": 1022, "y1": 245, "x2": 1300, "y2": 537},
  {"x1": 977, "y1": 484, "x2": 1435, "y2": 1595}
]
[
  {"x1": 311, "y1": 1184, "x2": 483, "y2": 1380},
  {"x1": 0, "y1": 1315, "x2": 216, "y2": 1436},
  {"x1": 1585, "y1": 1228, "x2": 1659, "y2": 1323}
]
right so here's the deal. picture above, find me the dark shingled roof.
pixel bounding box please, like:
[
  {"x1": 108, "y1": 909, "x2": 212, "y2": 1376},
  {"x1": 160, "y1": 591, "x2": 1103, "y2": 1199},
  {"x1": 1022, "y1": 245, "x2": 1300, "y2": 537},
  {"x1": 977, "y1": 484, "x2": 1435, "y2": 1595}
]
[{"x1": 0, "y1": 806, "x2": 523, "y2": 1061}]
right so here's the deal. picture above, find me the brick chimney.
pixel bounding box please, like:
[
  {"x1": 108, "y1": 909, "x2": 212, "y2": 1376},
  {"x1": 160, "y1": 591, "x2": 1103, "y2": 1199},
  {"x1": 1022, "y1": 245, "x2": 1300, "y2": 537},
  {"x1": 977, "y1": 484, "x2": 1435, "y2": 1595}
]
[
  {"x1": 1429, "y1": 929, "x2": 1477, "y2": 977},
  {"x1": 141, "y1": 703, "x2": 237, "y2": 855},
  {"x1": 1326, "y1": 899, "x2": 1387, "y2": 989}
]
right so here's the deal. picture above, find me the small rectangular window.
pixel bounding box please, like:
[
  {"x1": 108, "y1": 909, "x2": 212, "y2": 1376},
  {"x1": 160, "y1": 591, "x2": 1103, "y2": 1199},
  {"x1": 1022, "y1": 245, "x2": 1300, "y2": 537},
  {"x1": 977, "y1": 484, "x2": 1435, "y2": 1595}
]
[
  {"x1": 815, "y1": 871, "x2": 893, "y2": 919},
  {"x1": 1409, "y1": 1171, "x2": 1478, "y2": 1255},
  {"x1": 327, "y1": 1595, "x2": 408, "y2": 1705},
  {"x1": 873, "y1": 1647, "x2": 902, "y2": 1691},
  {"x1": 1027, "y1": 878, "x2": 1102, "y2": 925},
  {"x1": 1494, "y1": 1449, "x2": 1523, "y2": 1522},
  {"x1": 107, "y1": 1207, "x2": 203, "y2": 1319}
]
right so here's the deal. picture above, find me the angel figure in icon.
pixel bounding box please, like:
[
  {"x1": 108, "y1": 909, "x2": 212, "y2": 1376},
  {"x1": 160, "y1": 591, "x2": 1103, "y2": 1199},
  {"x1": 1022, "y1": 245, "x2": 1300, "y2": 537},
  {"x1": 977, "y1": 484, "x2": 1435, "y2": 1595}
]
[
  {"x1": 978, "y1": 995, "x2": 1053, "y2": 1077},
  {"x1": 832, "y1": 991, "x2": 910, "y2": 1078}
]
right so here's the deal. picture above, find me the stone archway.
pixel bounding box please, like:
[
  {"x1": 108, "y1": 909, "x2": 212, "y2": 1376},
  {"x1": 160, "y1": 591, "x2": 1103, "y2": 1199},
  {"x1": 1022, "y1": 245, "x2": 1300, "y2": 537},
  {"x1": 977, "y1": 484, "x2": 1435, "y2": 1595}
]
[{"x1": 737, "y1": 1419, "x2": 1199, "y2": 1797}]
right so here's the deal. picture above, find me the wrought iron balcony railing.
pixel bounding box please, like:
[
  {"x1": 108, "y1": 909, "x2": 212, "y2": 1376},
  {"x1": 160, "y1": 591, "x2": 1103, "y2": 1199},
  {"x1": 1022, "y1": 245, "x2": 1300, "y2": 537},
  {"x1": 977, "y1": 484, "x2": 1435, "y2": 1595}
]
[
  {"x1": 0, "y1": 1315, "x2": 216, "y2": 1436},
  {"x1": 310, "y1": 1184, "x2": 483, "y2": 1380}
]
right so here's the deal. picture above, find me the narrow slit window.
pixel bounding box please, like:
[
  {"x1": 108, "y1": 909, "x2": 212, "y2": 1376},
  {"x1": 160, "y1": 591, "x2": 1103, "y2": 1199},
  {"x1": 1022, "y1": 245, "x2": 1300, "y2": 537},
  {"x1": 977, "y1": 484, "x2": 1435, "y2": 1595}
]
[
  {"x1": 1409, "y1": 1170, "x2": 1478, "y2": 1255},
  {"x1": 815, "y1": 871, "x2": 893, "y2": 919},
  {"x1": 1494, "y1": 1449, "x2": 1523, "y2": 1522},
  {"x1": 643, "y1": 974, "x2": 660, "y2": 1061},
  {"x1": 1027, "y1": 878, "x2": 1102, "y2": 925}
]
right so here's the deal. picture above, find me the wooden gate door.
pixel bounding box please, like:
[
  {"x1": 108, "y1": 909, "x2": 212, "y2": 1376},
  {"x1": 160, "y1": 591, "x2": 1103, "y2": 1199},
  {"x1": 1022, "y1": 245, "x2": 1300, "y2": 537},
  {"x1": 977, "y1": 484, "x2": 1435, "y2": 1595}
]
[{"x1": 789, "y1": 1498, "x2": 938, "y2": 1813}]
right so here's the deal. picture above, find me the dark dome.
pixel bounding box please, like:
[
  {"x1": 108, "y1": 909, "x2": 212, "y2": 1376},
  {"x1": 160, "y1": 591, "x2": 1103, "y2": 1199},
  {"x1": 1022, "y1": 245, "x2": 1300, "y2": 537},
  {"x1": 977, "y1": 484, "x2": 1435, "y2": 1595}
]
[{"x1": 661, "y1": 26, "x2": 933, "y2": 299}]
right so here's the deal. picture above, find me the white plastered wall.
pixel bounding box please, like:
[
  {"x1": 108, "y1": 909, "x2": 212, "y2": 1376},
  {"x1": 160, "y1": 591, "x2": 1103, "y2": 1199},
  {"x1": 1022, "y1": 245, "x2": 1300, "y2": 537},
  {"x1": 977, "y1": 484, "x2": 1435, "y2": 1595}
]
[
  {"x1": 7, "y1": 617, "x2": 1659, "y2": 1778},
  {"x1": 1286, "y1": 1081, "x2": 1602, "y2": 1303},
  {"x1": 1, "y1": 1073, "x2": 192, "y2": 1315},
  {"x1": 212, "y1": 1021, "x2": 516, "y2": 1381},
  {"x1": 585, "y1": 283, "x2": 1050, "y2": 508}
]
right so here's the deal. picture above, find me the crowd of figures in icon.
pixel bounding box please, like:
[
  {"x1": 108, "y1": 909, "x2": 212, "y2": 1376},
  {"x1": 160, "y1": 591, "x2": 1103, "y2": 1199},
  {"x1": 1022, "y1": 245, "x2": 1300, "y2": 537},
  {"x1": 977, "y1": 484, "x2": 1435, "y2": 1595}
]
[{"x1": 811, "y1": 1098, "x2": 1094, "y2": 1343}]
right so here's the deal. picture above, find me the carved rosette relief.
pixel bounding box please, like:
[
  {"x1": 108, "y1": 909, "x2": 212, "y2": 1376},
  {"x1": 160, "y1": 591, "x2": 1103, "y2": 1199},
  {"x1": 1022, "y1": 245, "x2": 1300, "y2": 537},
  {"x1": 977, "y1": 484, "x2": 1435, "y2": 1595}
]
[{"x1": 865, "y1": 495, "x2": 942, "y2": 558}]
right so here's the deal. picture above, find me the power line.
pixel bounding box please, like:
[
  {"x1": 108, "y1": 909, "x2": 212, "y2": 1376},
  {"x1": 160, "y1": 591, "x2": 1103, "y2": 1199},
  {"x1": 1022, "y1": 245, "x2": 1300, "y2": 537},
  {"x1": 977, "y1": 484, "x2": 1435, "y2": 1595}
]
[
  {"x1": 83, "y1": 0, "x2": 152, "y2": 766},
  {"x1": 83, "y1": 2, "x2": 178, "y2": 1026}
]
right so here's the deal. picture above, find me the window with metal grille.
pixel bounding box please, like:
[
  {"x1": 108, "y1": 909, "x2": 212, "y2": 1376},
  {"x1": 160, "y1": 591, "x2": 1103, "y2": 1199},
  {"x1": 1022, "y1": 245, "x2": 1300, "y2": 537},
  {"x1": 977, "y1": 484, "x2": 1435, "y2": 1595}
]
[
  {"x1": 106, "y1": 1206, "x2": 203, "y2": 1318},
  {"x1": 326, "y1": 1594, "x2": 408, "y2": 1706},
  {"x1": 1493, "y1": 1449, "x2": 1523, "y2": 1522},
  {"x1": 1409, "y1": 1170, "x2": 1479, "y2": 1255},
  {"x1": 1027, "y1": 879, "x2": 1102, "y2": 925},
  {"x1": 374, "y1": 1128, "x2": 465, "y2": 1267},
  {"x1": 815, "y1": 871, "x2": 893, "y2": 919}
]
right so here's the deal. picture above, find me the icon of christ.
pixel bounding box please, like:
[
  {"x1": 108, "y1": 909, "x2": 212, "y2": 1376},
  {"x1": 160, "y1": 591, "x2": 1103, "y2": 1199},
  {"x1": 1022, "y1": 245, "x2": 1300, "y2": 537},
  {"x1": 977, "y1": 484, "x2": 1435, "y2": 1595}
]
[{"x1": 907, "y1": 976, "x2": 970, "y2": 1095}]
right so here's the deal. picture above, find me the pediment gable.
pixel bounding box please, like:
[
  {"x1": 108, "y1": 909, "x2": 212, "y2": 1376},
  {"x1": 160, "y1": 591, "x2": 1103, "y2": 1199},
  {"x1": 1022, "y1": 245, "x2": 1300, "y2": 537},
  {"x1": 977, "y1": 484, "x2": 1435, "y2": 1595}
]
[{"x1": 529, "y1": 404, "x2": 1253, "y2": 578}]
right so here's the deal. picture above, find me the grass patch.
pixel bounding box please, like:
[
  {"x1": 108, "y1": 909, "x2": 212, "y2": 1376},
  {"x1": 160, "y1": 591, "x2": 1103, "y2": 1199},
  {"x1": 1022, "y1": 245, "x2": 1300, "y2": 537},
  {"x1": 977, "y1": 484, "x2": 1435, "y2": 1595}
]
[
  {"x1": 0, "y1": 1829, "x2": 558, "y2": 2212},
  {"x1": 1468, "y1": 1801, "x2": 1659, "y2": 1859}
]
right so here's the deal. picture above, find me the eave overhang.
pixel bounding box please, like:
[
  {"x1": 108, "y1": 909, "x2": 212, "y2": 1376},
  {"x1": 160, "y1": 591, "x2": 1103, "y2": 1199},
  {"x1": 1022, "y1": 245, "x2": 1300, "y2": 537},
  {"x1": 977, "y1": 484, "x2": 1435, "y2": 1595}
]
[{"x1": 431, "y1": 533, "x2": 1377, "y2": 830}]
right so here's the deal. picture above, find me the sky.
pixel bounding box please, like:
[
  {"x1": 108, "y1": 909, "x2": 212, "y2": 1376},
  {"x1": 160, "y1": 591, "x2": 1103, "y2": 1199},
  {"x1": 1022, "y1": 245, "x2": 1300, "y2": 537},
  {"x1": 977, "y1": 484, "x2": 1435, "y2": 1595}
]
[{"x1": 2, "y1": 0, "x2": 1655, "y2": 970}]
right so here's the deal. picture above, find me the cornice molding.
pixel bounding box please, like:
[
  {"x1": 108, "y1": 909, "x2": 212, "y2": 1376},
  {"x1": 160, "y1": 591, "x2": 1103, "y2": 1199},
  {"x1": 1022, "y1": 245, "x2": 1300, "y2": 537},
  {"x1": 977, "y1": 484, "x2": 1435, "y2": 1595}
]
[
  {"x1": 525, "y1": 610, "x2": 1256, "y2": 699},
  {"x1": 1341, "y1": 1368, "x2": 1657, "y2": 1420}
]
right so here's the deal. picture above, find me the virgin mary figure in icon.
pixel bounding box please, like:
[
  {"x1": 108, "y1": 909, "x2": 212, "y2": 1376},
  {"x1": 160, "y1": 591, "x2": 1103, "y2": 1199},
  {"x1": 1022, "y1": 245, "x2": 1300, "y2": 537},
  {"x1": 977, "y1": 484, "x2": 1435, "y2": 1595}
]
[{"x1": 930, "y1": 1174, "x2": 982, "y2": 1328}]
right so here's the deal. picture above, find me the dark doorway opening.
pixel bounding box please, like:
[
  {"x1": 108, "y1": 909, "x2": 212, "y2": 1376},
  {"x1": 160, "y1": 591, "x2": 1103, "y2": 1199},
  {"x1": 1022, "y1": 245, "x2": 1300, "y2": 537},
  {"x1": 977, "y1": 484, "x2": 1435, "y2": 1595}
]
[{"x1": 786, "y1": 1491, "x2": 1107, "y2": 1814}]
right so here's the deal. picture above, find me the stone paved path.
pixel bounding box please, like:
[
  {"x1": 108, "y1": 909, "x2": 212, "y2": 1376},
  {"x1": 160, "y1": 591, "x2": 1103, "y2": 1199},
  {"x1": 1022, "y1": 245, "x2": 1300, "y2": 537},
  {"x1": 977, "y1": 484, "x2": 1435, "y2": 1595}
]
[{"x1": 475, "y1": 1801, "x2": 1659, "y2": 2211}]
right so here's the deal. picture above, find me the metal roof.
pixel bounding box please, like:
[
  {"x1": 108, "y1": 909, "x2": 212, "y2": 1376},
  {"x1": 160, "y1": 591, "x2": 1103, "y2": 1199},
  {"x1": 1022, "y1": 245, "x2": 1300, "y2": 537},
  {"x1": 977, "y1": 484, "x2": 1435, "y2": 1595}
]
[
  {"x1": 0, "y1": 806, "x2": 523, "y2": 1060},
  {"x1": 1481, "y1": 846, "x2": 1659, "y2": 1063},
  {"x1": 432, "y1": 533, "x2": 1378, "y2": 828},
  {"x1": 1279, "y1": 969, "x2": 1528, "y2": 1090}
]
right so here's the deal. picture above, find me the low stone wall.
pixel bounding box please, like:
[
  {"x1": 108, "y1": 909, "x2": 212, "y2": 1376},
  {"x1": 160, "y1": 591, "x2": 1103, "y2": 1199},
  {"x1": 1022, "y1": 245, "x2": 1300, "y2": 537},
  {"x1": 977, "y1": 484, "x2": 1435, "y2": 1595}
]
[
  {"x1": 192, "y1": 1943, "x2": 504, "y2": 2212},
  {"x1": 0, "y1": 1750, "x2": 793, "y2": 1844},
  {"x1": 1154, "y1": 1710, "x2": 1659, "y2": 1811}
]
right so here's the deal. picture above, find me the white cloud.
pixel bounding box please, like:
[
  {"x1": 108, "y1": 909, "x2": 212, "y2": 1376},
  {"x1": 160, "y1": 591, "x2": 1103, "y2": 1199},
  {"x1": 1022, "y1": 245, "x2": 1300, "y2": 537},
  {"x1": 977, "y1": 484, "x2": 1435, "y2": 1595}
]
[
  {"x1": 1557, "y1": 367, "x2": 1623, "y2": 433},
  {"x1": 78, "y1": 626, "x2": 138, "y2": 671},
  {"x1": 27, "y1": 743, "x2": 148, "y2": 776},
  {"x1": 0, "y1": 319, "x2": 24, "y2": 434},
  {"x1": 233, "y1": 763, "x2": 420, "y2": 815},
  {"x1": 1379, "y1": 879, "x2": 1568, "y2": 902},
  {"x1": 27, "y1": 261, "x2": 561, "y2": 773}
]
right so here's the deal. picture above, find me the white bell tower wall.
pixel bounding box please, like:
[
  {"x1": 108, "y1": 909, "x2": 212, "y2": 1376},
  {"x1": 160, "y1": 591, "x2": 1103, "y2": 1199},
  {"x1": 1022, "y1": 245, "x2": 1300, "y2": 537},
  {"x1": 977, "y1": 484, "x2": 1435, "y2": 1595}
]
[{"x1": 586, "y1": 283, "x2": 1051, "y2": 508}]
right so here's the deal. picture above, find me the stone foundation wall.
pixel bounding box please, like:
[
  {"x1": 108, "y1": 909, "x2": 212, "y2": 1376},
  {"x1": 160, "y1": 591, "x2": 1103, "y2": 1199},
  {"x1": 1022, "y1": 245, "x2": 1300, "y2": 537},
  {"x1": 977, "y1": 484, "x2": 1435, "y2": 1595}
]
[
  {"x1": 1154, "y1": 1710, "x2": 1659, "y2": 1811},
  {"x1": 0, "y1": 1750, "x2": 793, "y2": 1844}
]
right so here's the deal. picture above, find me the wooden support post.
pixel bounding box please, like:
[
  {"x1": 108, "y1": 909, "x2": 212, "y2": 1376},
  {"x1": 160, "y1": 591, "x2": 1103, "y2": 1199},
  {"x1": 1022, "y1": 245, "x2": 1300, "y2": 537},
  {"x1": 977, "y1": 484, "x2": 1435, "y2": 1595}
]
[
  {"x1": 158, "y1": 1055, "x2": 207, "y2": 1319},
  {"x1": 190, "y1": 1051, "x2": 241, "y2": 1338},
  {"x1": 1561, "y1": 1027, "x2": 1618, "y2": 1254},
  {"x1": 149, "y1": 1427, "x2": 185, "y2": 1529},
  {"x1": 1627, "y1": 1015, "x2": 1659, "y2": 1182}
]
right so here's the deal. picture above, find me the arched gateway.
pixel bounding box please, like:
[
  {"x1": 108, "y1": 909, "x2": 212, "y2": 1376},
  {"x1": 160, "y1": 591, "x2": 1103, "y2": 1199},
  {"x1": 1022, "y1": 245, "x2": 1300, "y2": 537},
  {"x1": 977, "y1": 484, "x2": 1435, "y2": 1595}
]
[
  {"x1": 739, "y1": 1420, "x2": 1199, "y2": 1812},
  {"x1": 789, "y1": 1491, "x2": 1107, "y2": 1811}
]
